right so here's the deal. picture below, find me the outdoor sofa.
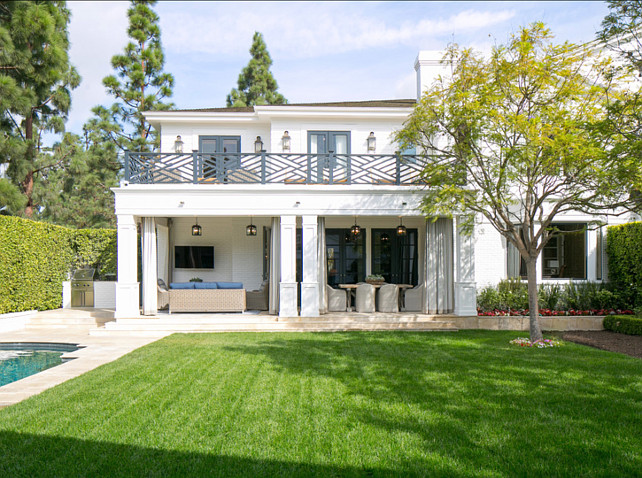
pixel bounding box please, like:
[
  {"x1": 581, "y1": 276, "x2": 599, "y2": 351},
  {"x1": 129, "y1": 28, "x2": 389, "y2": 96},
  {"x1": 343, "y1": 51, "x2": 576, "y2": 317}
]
[{"x1": 158, "y1": 280, "x2": 246, "y2": 313}]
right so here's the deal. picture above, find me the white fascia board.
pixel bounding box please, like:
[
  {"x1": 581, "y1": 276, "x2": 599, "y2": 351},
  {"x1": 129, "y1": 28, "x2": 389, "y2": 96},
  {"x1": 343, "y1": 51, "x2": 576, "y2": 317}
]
[
  {"x1": 112, "y1": 183, "x2": 426, "y2": 217},
  {"x1": 144, "y1": 111, "x2": 261, "y2": 129},
  {"x1": 254, "y1": 106, "x2": 412, "y2": 120}
]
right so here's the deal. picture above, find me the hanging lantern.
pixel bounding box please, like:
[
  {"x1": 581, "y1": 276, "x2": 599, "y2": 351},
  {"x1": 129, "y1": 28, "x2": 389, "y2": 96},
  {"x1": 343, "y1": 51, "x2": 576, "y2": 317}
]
[
  {"x1": 381, "y1": 232, "x2": 390, "y2": 242},
  {"x1": 192, "y1": 218, "x2": 202, "y2": 236},
  {"x1": 282, "y1": 131, "x2": 291, "y2": 152},
  {"x1": 174, "y1": 135, "x2": 184, "y2": 153},
  {"x1": 350, "y1": 216, "x2": 361, "y2": 237},
  {"x1": 246, "y1": 217, "x2": 257, "y2": 236},
  {"x1": 396, "y1": 217, "x2": 407, "y2": 236}
]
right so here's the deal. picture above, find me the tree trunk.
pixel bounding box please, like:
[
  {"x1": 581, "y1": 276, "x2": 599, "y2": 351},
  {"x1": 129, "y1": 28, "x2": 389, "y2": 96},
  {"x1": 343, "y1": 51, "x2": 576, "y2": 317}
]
[
  {"x1": 23, "y1": 115, "x2": 34, "y2": 218},
  {"x1": 526, "y1": 257, "x2": 543, "y2": 342}
]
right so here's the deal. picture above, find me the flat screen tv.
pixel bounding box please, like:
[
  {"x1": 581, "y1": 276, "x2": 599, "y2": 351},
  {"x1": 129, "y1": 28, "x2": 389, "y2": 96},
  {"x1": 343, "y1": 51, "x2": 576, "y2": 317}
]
[{"x1": 174, "y1": 246, "x2": 214, "y2": 269}]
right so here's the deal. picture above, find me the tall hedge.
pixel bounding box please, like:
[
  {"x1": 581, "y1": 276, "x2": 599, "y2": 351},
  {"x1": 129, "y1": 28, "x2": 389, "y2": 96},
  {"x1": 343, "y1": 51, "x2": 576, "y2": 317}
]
[
  {"x1": 606, "y1": 222, "x2": 642, "y2": 308},
  {"x1": 0, "y1": 216, "x2": 116, "y2": 314}
]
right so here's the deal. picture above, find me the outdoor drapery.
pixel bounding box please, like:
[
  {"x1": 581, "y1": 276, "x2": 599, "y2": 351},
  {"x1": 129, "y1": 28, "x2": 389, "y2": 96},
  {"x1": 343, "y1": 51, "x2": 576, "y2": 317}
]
[
  {"x1": 142, "y1": 217, "x2": 157, "y2": 315},
  {"x1": 318, "y1": 217, "x2": 327, "y2": 314},
  {"x1": 269, "y1": 217, "x2": 280, "y2": 315},
  {"x1": 507, "y1": 239, "x2": 521, "y2": 279},
  {"x1": 424, "y1": 218, "x2": 454, "y2": 314},
  {"x1": 156, "y1": 223, "x2": 169, "y2": 285}
]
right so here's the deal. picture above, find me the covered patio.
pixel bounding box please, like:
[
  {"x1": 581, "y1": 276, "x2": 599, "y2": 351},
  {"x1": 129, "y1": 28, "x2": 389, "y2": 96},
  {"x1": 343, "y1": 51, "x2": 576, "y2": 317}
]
[{"x1": 115, "y1": 212, "x2": 476, "y2": 319}]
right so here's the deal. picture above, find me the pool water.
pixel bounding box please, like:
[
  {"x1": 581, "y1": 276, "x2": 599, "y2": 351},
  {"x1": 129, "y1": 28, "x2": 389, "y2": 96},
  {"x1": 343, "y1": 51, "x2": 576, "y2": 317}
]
[{"x1": 0, "y1": 343, "x2": 79, "y2": 388}]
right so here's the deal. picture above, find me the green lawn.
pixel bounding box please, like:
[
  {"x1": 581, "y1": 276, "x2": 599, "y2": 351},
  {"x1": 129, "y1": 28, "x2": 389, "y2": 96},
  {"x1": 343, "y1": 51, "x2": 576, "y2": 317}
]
[{"x1": 0, "y1": 331, "x2": 640, "y2": 477}]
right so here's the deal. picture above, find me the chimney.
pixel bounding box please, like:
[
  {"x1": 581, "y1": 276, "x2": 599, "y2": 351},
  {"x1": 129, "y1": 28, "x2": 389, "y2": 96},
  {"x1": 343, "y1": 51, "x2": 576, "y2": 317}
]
[{"x1": 414, "y1": 51, "x2": 450, "y2": 100}]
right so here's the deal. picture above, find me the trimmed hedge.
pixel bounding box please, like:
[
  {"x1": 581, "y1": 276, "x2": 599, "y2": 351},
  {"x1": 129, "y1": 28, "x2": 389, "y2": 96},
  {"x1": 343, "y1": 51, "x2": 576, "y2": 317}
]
[
  {"x1": 606, "y1": 222, "x2": 642, "y2": 308},
  {"x1": 0, "y1": 216, "x2": 116, "y2": 314},
  {"x1": 603, "y1": 315, "x2": 642, "y2": 335}
]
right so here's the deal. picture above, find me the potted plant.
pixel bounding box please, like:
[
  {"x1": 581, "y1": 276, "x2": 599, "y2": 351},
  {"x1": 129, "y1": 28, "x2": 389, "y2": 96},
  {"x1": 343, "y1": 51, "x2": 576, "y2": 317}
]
[
  {"x1": 189, "y1": 277, "x2": 203, "y2": 283},
  {"x1": 366, "y1": 274, "x2": 385, "y2": 285}
]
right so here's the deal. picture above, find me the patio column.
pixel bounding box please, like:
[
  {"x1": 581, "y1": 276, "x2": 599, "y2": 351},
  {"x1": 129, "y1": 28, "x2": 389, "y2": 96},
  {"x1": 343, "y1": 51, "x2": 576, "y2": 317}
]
[
  {"x1": 279, "y1": 215, "x2": 298, "y2": 317},
  {"x1": 115, "y1": 214, "x2": 140, "y2": 318},
  {"x1": 141, "y1": 217, "x2": 157, "y2": 315},
  {"x1": 301, "y1": 215, "x2": 319, "y2": 317},
  {"x1": 454, "y1": 216, "x2": 477, "y2": 316}
]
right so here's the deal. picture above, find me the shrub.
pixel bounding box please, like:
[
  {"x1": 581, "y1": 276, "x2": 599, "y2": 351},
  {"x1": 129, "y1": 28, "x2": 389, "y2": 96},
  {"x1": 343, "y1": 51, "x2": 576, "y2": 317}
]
[
  {"x1": 603, "y1": 315, "x2": 642, "y2": 335},
  {"x1": 497, "y1": 278, "x2": 529, "y2": 310},
  {"x1": 538, "y1": 283, "x2": 562, "y2": 310},
  {"x1": 606, "y1": 222, "x2": 642, "y2": 309},
  {"x1": 477, "y1": 286, "x2": 501, "y2": 312},
  {"x1": 0, "y1": 216, "x2": 116, "y2": 314}
]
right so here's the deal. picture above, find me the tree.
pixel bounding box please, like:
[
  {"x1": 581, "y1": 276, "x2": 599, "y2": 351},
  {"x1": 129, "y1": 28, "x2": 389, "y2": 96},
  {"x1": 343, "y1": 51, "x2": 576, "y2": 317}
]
[
  {"x1": 0, "y1": 1, "x2": 80, "y2": 217},
  {"x1": 226, "y1": 32, "x2": 287, "y2": 107},
  {"x1": 37, "y1": 127, "x2": 120, "y2": 229},
  {"x1": 597, "y1": 1, "x2": 642, "y2": 210},
  {"x1": 396, "y1": 23, "x2": 636, "y2": 342},
  {"x1": 96, "y1": 0, "x2": 173, "y2": 152}
]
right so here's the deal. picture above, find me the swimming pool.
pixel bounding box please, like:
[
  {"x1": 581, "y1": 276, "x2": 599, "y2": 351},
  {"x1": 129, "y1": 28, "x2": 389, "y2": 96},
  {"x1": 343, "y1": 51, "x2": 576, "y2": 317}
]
[{"x1": 0, "y1": 343, "x2": 80, "y2": 388}]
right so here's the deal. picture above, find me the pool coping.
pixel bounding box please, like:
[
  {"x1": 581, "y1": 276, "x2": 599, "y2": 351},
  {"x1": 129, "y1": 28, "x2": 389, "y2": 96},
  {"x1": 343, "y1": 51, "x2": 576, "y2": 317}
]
[{"x1": 0, "y1": 327, "x2": 166, "y2": 408}]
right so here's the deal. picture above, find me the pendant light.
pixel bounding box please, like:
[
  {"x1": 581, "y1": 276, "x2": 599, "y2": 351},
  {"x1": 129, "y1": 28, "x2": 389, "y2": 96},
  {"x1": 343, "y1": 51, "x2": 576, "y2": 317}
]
[
  {"x1": 192, "y1": 218, "x2": 202, "y2": 236},
  {"x1": 350, "y1": 216, "x2": 361, "y2": 237},
  {"x1": 246, "y1": 216, "x2": 257, "y2": 236},
  {"x1": 396, "y1": 217, "x2": 407, "y2": 236}
]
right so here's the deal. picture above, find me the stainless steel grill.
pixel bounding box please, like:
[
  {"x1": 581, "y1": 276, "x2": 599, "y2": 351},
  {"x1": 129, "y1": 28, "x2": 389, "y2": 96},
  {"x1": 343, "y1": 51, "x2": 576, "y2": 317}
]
[{"x1": 71, "y1": 268, "x2": 95, "y2": 307}]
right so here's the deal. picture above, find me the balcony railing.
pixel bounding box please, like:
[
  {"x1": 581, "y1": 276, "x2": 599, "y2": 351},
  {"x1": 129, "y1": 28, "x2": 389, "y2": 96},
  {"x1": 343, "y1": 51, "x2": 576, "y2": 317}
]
[{"x1": 124, "y1": 151, "x2": 428, "y2": 186}]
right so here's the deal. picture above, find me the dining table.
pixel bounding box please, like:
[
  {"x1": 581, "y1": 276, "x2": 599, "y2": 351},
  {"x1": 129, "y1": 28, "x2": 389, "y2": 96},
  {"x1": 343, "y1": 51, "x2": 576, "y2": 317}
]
[{"x1": 338, "y1": 283, "x2": 413, "y2": 311}]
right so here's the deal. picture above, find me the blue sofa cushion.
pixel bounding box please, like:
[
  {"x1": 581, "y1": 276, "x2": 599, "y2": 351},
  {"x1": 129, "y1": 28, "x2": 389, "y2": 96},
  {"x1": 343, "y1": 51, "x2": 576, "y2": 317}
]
[
  {"x1": 170, "y1": 282, "x2": 195, "y2": 289},
  {"x1": 216, "y1": 282, "x2": 243, "y2": 289},
  {"x1": 194, "y1": 282, "x2": 218, "y2": 289}
]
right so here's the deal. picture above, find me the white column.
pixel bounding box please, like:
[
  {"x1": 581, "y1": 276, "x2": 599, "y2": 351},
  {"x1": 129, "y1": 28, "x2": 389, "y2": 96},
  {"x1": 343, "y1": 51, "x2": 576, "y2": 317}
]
[
  {"x1": 301, "y1": 215, "x2": 319, "y2": 317},
  {"x1": 141, "y1": 217, "x2": 157, "y2": 315},
  {"x1": 279, "y1": 215, "x2": 298, "y2": 317},
  {"x1": 115, "y1": 214, "x2": 140, "y2": 318},
  {"x1": 454, "y1": 216, "x2": 477, "y2": 316}
]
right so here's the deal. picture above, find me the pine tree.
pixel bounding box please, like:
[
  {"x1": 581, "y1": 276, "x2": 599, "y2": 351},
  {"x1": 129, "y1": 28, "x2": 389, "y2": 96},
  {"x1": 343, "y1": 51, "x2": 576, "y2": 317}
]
[
  {"x1": 0, "y1": 1, "x2": 80, "y2": 217},
  {"x1": 95, "y1": 0, "x2": 173, "y2": 152},
  {"x1": 37, "y1": 127, "x2": 120, "y2": 229},
  {"x1": 226, "y1": 32, "x2": 287, "y2": 107}
]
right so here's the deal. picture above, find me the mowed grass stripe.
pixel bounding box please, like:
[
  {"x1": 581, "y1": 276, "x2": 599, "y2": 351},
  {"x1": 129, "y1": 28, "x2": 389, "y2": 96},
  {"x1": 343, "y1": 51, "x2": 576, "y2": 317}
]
[{"x1": 0, "y1": 331, "x2": 640, "y2": 477}]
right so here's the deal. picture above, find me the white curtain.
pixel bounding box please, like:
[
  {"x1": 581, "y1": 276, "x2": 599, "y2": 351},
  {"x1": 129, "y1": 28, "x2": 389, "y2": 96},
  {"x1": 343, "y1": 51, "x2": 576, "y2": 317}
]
[
  {"x1": 425, "y1": 218, "x2": 454, "y2": 314},
  {"x1": 317, "y1": 217, "x2": 327, "y2": 314},
  {"x1": 142, "y1": 217, "x2": 157, "y2": 315},
  {"x1": 269, "y1": 217, "x2": 280, "y2": 315},
  {"x1": 156, "y1": 224, "x2": 169, "y2": 285}
]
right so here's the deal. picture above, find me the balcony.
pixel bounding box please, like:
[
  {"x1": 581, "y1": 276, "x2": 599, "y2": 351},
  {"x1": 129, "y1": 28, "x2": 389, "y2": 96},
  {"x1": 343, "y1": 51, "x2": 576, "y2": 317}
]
[{"x1": 125, "y1": 151, "x2": 428, "y2": 186}]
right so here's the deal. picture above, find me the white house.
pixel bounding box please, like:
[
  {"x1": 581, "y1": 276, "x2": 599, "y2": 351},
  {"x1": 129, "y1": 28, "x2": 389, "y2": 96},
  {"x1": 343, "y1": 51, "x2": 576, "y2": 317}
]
[{"x1": 111, "y1": 51, "x2": 634, "y2": 320}]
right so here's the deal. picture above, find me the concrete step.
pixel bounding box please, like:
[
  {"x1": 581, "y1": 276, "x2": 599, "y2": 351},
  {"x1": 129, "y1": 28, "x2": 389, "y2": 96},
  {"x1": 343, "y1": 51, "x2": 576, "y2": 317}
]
[
  {"x1": 27, "y1": 308, "x2": 115, "y2": 329},
  {"x1": 91, "y1": 319, "x2": 458, "y2": 336}
]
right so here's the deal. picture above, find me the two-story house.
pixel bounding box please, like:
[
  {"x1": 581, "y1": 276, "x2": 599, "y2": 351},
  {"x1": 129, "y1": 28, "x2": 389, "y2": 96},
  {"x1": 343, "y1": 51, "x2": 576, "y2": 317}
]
[{"x1": 111, "y1": 51, "x2": 631, "y2": 320}]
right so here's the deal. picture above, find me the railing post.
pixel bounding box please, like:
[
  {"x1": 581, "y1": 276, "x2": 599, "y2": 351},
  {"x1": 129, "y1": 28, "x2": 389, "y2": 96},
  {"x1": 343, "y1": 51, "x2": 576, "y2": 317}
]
[
  {"x1": 307, "y1": 154, "x2": 312, "y2": 183},
  {"x1": 328, "y1": 150, "x2": 335, "y2": 184},
  {"x1": 346, "y1": 154, "x2": 351, "y2": 184},
  {"x1": 124, "y1": 151, "x2": 130, "y2": 182},
  {"x1": 395, "y1": 150, "x2": 401, "y2": 185},
  {"x1": 192, "y1": 150, "x2": 198, "y2": 184},
  {"x1": 261, "y1": 150, "x2": 266, "y2": 184}
]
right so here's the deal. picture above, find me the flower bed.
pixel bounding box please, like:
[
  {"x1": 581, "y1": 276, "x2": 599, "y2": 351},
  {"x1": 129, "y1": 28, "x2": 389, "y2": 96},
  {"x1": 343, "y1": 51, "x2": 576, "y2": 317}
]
[
  {"x1": 478, "y1": 308, "x2": 634, "y2": 317},
  {"x1": 510, "y1": 337, "x2": 564, "y2": 348}
]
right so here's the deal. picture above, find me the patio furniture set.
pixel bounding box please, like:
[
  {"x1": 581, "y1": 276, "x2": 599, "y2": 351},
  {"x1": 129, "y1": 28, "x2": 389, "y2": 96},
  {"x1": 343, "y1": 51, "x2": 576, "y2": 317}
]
[{"x1": 328, "y1": 283, "x2": 424, "y2": 313}]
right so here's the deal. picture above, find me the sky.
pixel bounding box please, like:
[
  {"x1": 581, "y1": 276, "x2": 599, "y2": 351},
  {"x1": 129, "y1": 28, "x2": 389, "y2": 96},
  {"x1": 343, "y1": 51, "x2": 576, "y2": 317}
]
[{"x1": 60, "y1": 0, "x2": 612, "y2": 143}]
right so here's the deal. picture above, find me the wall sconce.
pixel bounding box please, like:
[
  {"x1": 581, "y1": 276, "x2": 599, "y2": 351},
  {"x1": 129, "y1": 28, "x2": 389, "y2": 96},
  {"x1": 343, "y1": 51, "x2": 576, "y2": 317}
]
[
  {"x1": 350, "y1": 216, "x2": 361, "y2": 237},
  {"x1": 246, "y1": 216, "x2": 257, "y2": 236},
  {"x1": 254, "y1": 136, "x2": 264, "y2": 153},
  {"x1": 282, "y1": 131, "x2": 291, "y2": 152},
  {"x1": 367, "y1": 132, "x2": 376, "y2": 152},
  {"x1": 396, "y1": 217, "x2": 407, "y2": 236},
  {"x1": 192, "y1": 218, "x2": 202, "y2": 236},
  {"x1": 174, "y1": 135, "x2": 184, "y2": 153}
]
